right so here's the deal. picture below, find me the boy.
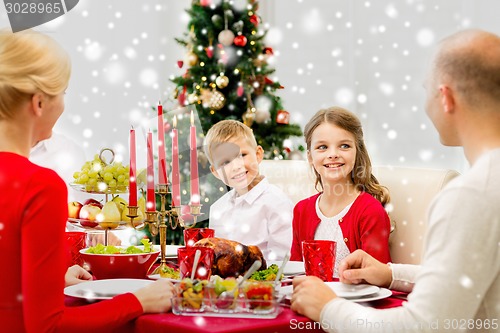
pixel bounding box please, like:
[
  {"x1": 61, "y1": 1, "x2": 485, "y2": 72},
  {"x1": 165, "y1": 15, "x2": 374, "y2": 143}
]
[{"x1": 204, "y1": 120, "x2": 293, "y2": 261}]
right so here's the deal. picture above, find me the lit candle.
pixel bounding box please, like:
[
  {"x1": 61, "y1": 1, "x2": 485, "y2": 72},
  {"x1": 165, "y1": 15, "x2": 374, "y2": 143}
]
[
  {"x1": 190, "y1": 111, "x2": 200, "y2": 205},
  {"x1": 129, "y1": 127, "x2": 137, "y2": 206},
  {"x1": 157, "y1": 101, "x2": 168, "y2": 185},
  {"x1": 172, "y1": 116, "x2": 181, "y2": 207},
  {"x1": 146, "y1": 130, "x2": 155, "y2": 212}
]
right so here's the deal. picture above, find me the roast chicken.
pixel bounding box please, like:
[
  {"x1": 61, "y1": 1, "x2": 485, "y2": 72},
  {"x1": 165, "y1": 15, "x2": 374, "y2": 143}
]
[{"x1": 193, "y1": 237, "x2": 267, "y2": 278}]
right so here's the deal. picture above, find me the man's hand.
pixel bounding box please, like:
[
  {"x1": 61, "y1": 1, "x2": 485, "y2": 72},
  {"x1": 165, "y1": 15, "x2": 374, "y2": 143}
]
[
  {"x1": 290, "y1": 276, "x2": 336, "y2": 322},
  {"x1": 338, "y1": 249, "x2": 392, "y2": 288},
  {"x1": 65, "y1": 265, "x2": 93, "y2": 287}
]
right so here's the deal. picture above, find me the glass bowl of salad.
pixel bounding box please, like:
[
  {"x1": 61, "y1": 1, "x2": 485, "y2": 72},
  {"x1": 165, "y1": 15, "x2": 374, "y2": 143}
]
[{"x1": 80, "y1": 239, "x2": 160, "y2": 279}]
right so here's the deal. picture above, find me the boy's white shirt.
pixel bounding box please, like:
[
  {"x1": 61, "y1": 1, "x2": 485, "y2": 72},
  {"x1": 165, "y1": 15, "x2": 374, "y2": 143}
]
[{"x1": 209, "y1": 177, "x2": 293, "y2": 261}]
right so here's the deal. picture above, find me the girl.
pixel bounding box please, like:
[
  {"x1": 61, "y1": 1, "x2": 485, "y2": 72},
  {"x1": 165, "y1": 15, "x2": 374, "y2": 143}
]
[{"x1": 290, "y1": 107, "x2": 391, "y2": 275}]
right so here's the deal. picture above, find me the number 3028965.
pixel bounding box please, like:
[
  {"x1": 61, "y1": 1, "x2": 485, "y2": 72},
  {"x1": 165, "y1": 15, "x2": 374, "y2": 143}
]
[
  {"x1": 443, "y1": 319, "x2": 498, "y2": 330},
  {"x1": 5, "y1": 2, "x2": 63, "y2": 14}
]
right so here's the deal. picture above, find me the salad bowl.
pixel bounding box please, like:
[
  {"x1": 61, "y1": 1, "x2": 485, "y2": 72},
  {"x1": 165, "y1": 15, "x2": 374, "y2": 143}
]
[{"x1": 80, "y1": 243, "x2": 160, "y2": 279}]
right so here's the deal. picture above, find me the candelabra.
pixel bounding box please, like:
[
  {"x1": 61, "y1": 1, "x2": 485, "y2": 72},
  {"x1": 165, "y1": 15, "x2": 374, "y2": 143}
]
[{"x1": 127, "y1": 184, "x2": 202, "y2": 274}]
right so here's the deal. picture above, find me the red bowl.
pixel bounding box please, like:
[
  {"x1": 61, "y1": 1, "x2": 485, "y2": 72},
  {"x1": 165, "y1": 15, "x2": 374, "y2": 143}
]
[{"x1": 80, "y1": 245, "x2": 160, "y2": 279}]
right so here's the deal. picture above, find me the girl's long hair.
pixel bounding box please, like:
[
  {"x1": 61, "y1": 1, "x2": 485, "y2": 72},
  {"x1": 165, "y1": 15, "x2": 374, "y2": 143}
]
[{"x1": 304, "y1": 106, "x2": 390, "y2": 206}]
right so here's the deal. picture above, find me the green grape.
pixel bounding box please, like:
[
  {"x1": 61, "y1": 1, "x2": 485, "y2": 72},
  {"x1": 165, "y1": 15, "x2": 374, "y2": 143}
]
[
  {"x1": 116, "y1": 166, "x2": 126, "y2": 175},
  {"x1": 79, "y1": 173, "x2": 89, "y2": 183},
  {"x1": 117, "y1": 174, "x2": 126, "y2": 183},
  {"x1": 103, "y1": 172, "x2": 114, "y2": 182},
  {"x1": 74, "y1": 156, "x2": 131, "y2": 193},
  {"x1": 88, "y1": 170, "x2": 99, "y2": 178}
]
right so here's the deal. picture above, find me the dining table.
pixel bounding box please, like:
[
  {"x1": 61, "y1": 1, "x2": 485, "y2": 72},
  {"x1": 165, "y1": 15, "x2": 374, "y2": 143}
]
[{"x1": 65, "y1": 286, "x2": 406, "y2": 333}]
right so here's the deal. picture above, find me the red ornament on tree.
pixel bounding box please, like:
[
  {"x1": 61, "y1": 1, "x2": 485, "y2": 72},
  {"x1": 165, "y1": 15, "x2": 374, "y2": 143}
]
[
  {"x1": 263, "y1": 47, "x2": 274, "y2": 55},
  {"x1": 205, "y1": 46, "x2": 213, "y2": 58},
  {"x1": 276, "y1": 110, "x2": 290, "y2": 124},
  {"x1": 237, "y1": 85, "x2": 244, "y2": 97},
  {"x1": 199, "y1": 0, "x2": 211, "y2": 6},
  {"x1": 233, "y1": 35, "x2": 248, "y2": 47},
  {"x1": 264, "y1": 77, "x2": 274, "y2": 85},
  {"x1": 249, "y1": 14, "x2": 259, "y2": 26},
  {"x1": 177, "y1": 60, "x2": 184, "y2": 68},
  {"x1": 178, "y1": 86, "x2": 187, "y2": 106}
]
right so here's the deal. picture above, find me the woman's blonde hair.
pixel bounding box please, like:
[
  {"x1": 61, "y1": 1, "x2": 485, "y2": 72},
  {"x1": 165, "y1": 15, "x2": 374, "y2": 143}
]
[
  {"x1": 0, "y1": 29, "x2": 71, "y2": 120},
  {"x1": 304, "y1": 106, "x2": 390, "y2": 206},
  {"x1": 203, "y1": 119, "x2": 258, "y2": 165}
]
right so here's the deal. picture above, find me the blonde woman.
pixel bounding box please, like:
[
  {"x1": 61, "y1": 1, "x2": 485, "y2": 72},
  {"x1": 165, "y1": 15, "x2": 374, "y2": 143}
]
[{"x1": 0, "y1": 29, "x2": 174, "y2": 333}]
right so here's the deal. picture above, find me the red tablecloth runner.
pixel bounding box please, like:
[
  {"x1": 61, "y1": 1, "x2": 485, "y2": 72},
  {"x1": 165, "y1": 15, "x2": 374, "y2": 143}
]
[{"x1": 66, "y1": 291, "x2": 405, "y2": 333}]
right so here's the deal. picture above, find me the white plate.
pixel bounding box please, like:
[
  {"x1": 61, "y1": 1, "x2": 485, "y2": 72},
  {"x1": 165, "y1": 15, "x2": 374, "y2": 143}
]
[
  {"x1": 147, "y1": 274, "x2": 180, "y2": 283},
  {"x1": 64, "y1": 278, "x2": 153, "y2": 300},
  {"x1": 267, "y1": 260, "x2": 305, "y2": 276},
  {"x1": 348, "y1": 288, "x2": 392, "y2": 303},
  {"x1": 280, "y1": 282, "x2": 380, "y2": 299},
  {"x1": 166, "y1": 245, "x2": 182, "y2": 258}
]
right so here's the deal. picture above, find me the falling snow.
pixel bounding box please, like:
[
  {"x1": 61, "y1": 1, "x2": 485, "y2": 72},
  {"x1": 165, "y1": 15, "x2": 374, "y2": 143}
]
[{"x1": 0, "y1": 1, "x2": 480, "y2": 180}]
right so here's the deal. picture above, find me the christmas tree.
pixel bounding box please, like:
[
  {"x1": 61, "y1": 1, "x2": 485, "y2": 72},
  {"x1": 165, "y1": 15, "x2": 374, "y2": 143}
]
[{"x1": 171, "y1": 0, "x2": 302, "y2": 159}]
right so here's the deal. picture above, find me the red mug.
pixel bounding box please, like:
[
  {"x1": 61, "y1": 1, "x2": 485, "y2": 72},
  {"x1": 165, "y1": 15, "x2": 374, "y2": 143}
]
[
  {"x1": 302, "y1": 240, "x2": 336, "y2": 282},
  {"x1": 178, "y1": 246, "x2": 214, "y2": 280},
  {"x1": 65, "y1": 231, "x2": 86, "y2": 267},
  {"x1": 183, "y1": 228, "x2": 215, "y2": 247}
]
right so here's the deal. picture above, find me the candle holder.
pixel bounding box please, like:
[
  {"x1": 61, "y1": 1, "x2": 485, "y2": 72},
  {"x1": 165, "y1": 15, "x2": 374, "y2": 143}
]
[
  {"x1": 172, "y1": 204, "x2": 203, "y2": 229},
  {"x1": 126, "y1": 205, "x2": 147, "y2": 231},
  {"x1": 146, "y1": 184, "x2": 202, "y2": 274}
]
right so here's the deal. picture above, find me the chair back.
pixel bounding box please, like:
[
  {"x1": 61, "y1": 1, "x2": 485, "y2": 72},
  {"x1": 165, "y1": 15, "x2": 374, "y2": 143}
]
[
  {"x1": 260, "y1": 160, "x2": 460, "y2": 264},
  {"x1": 373, "y1": 166, "x2": 459, "y2": 264}
]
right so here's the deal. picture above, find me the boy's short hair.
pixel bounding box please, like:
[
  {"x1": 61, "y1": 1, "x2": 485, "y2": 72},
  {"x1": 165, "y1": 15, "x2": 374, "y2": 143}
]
[{"x1": 204, "y1": 120, "x2": 258, "y2": 165}]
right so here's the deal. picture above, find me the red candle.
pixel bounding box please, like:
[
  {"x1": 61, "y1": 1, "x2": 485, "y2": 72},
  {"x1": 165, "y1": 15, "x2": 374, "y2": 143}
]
[
  {"x1": 189, "y1": 111, "x2": 200, "y2": 205},
  {"x1": 129, "y1": 127, "x2": 137, "y2": 206},
  {"x1": 172, "y1": 116, "x2": 181, "y2": 207},
  {"x1": 157, "y1": 101, "x2": 168, "y2": 185},
  {"x1": 146, "y1": 130, "x2": 155, "y2": 212}
]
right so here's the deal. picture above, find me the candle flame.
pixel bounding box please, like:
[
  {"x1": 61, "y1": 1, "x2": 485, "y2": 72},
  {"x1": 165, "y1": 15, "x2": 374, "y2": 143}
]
[
  {"x1": 173, "y1": 116, "x2": 177, "y2": 128},
  {"x1": 190, "y1": 110, "x2": 194, "y2": 126}
]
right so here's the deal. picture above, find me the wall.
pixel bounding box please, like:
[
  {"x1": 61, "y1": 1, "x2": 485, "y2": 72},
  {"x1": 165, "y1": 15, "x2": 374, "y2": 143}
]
[{"x1": 2, "y1": 0, "x2": 499, "y2": 173}]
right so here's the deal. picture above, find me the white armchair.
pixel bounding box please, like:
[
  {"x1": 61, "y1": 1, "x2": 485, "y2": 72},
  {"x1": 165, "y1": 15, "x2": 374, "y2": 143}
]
[{"x1": 259, "y1": 160, "x2": 459, "y2": 265}]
